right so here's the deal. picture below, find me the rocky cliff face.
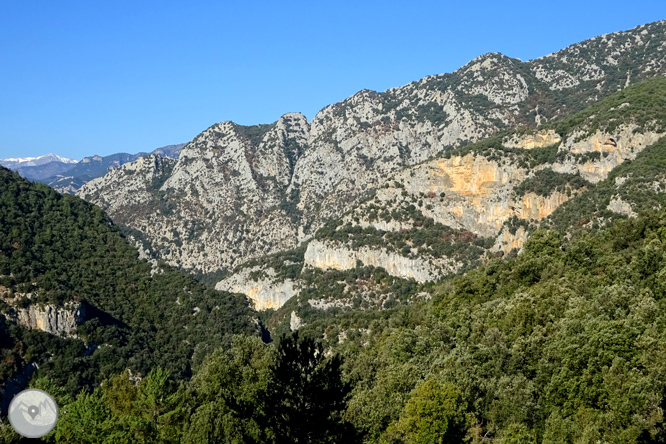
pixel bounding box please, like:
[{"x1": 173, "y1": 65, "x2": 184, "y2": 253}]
[
  {"x1": 503, "y1": 130, "x2": 561, "y2": 149},
  {"x1": 80, "y1": 114, "x2": 309, "y2": 272},
  {"x1": 215, "y1": 266, "x2": 299, "y2": 310},
  {"x1": 78, "y1": 20, "x2": 666, "y2": 281},
  {"x1": 14, "y1": 302, "x2": 86, "y2": 335},
  {"x1": 303, "y1": 239, "x2": 457, "y2": 283},
  {"x1": 78, "y1": 155, "x2": 176, "y2": 211},
  {"x1": 342, "y1": 153, "x2": 572, "y2": 240},
  {"x1": 551, "y1": 124, "x2": 665, "y2": 182}
]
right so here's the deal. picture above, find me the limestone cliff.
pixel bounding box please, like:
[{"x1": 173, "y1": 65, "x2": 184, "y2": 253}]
[
  {"x1": 345, "y1": 153, "x2": 570, "y2": 240},
  {"x1": 607, "y1": 195, "x2": 638, "y2": 218},
  {"x1": 551, "y1": 124, "x2": 665, "y2": 182},
  {"x1": 303, "y1": 239, "x2": 458, "y2": 283},
  {"x1": 14, "y1": 302, "x2": 86, "y2": 336},
  {"x1": 492, "y1": 226, "x2": 529, "y2": 254},
  {"x1": 503, "y1": 130, "x2": 561, "y2": 149},
  {"x1": 78, "y1": 154, "x2": 176, "y2": 210},
  {"x1": 80, "y1": 113, "x2": 309, "y2": 272},
  {"x1": 215, "y1": 266, "x2": 299, "y2": 310}
]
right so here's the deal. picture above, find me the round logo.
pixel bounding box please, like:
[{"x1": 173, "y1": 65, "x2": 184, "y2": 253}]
[{"x1": 8, "y1": 389, "x2": 59, "y2": 438}]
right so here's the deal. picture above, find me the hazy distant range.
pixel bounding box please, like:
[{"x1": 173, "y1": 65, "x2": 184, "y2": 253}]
[{"x1": 0, "y1": 144, "x2": 185, "y2": 193}]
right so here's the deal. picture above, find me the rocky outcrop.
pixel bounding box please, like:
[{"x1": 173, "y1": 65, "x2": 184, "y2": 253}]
[
  {"x1": 516, "y1": 191, "x2": 570, "y2": 221},
  {"x1": 80, "y1": 114, "x2": 309, "y2": 272},
  {"x1": 492, "y1": 226, "x2": 529, "y2": 254},
  {"x1": 15, "y1": 302, "x2": 86, "y2": 335},
  {"x1": 346, "y1": 154, "x2": 526, "y2": 238},
  {"x1": 215, "y1": 266, "x2": 299, "y2": 310},
  {"x1": 607, "y1": 195, "x2": 638, "y2": 218},
  {"x1": 78, "y1": 155, "x2": 176, "y2": 209},
  {"x1": 290, "y1": 311, "x2": 305, "y2": 331},
  {"x1": 346, "y1": 155, "x2": 572, "y2": 241},
  {"x1": 551, "y1": 125, "x2": 665, "y2": 182},
  {"x1": 303, "y1": 240, "x2": 456, "y2": 282},
  {"x1": 503, "y1": 130, "x2": 561, "y2": 149}
]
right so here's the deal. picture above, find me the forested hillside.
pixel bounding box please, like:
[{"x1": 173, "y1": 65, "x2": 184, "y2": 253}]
[
  {"x1": 0, "y1": 167, "x2": 259, "y2": 406},
  {"x1": 2, "y1": 210, "x2": 665, "y2": 442}
]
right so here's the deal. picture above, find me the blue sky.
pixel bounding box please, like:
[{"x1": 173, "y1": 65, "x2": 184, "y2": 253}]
[{"x1": 1, "y1": 1, "x2": 665, "y2": 160}]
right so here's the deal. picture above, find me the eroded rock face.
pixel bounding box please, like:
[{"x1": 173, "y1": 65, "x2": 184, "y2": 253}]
[
  {"x1": 346, "y1": 155, "x2": 573, "y2": 242},
  {"x1": 15, "y1": 302, "x2": 86, "y2": 335},
  {"x1": 551, "y1": 125, "x2": 665, "y2": 182},
  {"x1": 503, "y1": 130, "x2": 562, "y2": 149},
  {"x1": 80, "y1": 113, "x2": 309, "y2": 272},
  {"x1": 607, "y1": 195, "x2": 638, "y2": 218},
  {"x1": 348, "y1": 154, "x2": 527, "y2": 238},
  {"x1": 303, "y1": 240, "x2": 457, "y2": 283},
  {"x1": 517, "y1": 191, "x2": 571, "y2": 221},
  {"x1": 492, "y1": 226, "x2": 529, "y2": 254},
  {"x1": 215, "y1": 267, "x2": 299, "y2": 310},
  {"x1": 78, "y1": 155, "x2": 176, "y2": 209}
]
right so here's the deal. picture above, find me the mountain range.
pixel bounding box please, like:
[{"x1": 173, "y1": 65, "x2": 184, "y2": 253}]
[
  {"x1": 2, "y1": 18, "x2": 666, "y2": 443},
  {"x1": 76, "y1": 20, "x2": 666, "y2": 287},
  {"x1": 0, "y1": 143, "x2": 185, "y2": 192}
]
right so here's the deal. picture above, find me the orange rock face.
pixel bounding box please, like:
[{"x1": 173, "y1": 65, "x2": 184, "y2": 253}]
[
  {"x1": 434, "y1": 154, "x2": 512, "y2": 196},
  {"x1": 517, "y1": 191, "x2": 570, "y2": 221}
]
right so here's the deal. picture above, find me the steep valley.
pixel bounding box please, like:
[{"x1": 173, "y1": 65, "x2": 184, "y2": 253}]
[{"x1": 4, "y1": 18, "x2": 666, "y2": 444}]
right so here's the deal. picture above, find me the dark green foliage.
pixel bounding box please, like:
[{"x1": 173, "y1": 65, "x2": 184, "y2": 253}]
[
  {"x1": 335, "y1": 211, "x2": 666, "y2": 443},
  {"x1": 235, "y1": 245, "x2": 306, "y2": 282},
  {"x1": 414, "y1": 102, "x2": 449, "y2": 125},
  {"x1": 317, "y1": 209, "x2": 490, "y2": 268},
  {"x1": 41, "y1": 334, "x2": 356, "y2": 443},
  {"x1": 0, "y1": 167, "x2": 258, "y2": 395},
  {"x1": 550, "y1": 76, "x2": 666, "y2": 138},
  {"x1": 235, "y1": 123, "x2": 276, "y2": 148},
  {"x1": 150, "y1": 160, "x2": 176, "y2": 190},
  {"x1": 514, "y1": 169, "x2": 590, "y2": 198},
  {"x1": 258, "y1": 332, "x2": 356, "y2": 444},
  {"x1": 381, "y1": 379, "x2": 470, "y2": 443},
  {"x1": 182, "y1": 335, "x2": 273, "y2": 444}
]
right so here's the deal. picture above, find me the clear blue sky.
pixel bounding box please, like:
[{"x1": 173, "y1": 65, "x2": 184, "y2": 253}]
[{"x1": 1, "y1": 1, "x2": 665, "y2": 160}]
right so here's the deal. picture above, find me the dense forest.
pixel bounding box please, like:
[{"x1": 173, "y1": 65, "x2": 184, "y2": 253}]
[
  {"x1": 0, "y1": 167, "x2": 259, "y2": 398},
  {"x1": 2, "y1": 208, "x2": 666, "y2": 442},
  {"x1": 3, "y1": 79, "x2": 666, "y2": 442}
]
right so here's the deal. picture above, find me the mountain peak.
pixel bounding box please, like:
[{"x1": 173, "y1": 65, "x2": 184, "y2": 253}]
[{"x1": 0, "y1": 153, "x2": 77, "y2": 168}]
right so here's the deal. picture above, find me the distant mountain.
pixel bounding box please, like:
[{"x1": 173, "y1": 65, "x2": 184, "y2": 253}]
[
  {"x1": 45, "y1": 143, "x2": 186, "y2": 193},
  {"x1": 149, "y1": 143, "x2": 186, "y2": 158},
  {"x1": 0, "y1": 154, "x2": 78, "y2": 181},
  {"x1": 0, "y1": 153, "x2": 77, "y2": 169}
]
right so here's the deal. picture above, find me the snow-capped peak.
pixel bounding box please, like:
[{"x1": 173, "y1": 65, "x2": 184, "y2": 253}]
[{"x1": 0, "y1": 153, "x2": 78, "y2": 168}]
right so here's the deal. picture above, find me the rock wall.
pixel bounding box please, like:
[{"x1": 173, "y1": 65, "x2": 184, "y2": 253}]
[
  {"x1": 517, "y1": 191, "x2": 570, "y2": 221},
  {"x1": 492, "y1": 226, "x2": 529, "y2": 254},
  {"x1": 607, "y1": 195, "x2": 638, "y2": 218},
  {"x1": 215, "y1": 267, "x2": 299, "y2": 310},
  {"x1": 503, "y1": 130, "x2": 561, "y2": 149},
  {"x1": 303, "y1": 239, "x2": 456, "y2": 282},
  {"x1": 552, "y1": 125, "x2": 665, "y2": 182},
  {"x1": 15, "y1": 302, "x2": 86, "y2": 335}
]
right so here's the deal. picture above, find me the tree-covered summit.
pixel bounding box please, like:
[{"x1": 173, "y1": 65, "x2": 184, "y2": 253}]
[{"x1": 0, "y1": 166, "x2": 259, "y2": 397}]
